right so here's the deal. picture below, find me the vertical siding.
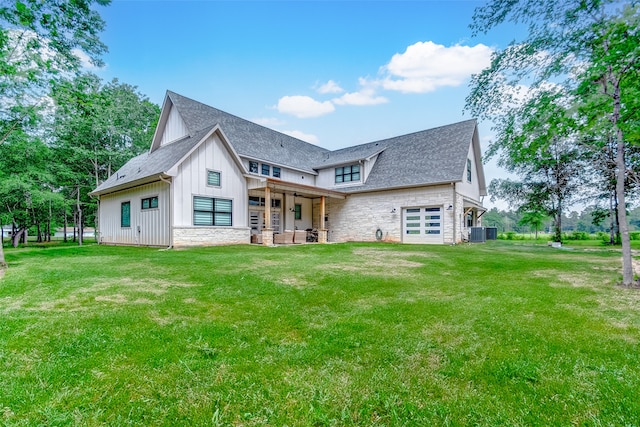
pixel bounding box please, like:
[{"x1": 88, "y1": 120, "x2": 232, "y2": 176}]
[
  {"x1": 160, "y1": 106, "x2": 189, "y2": 146},
  {"x1": 456, "y1": 143, "x2": 481, "y2": 202},
  {"x1": 98, "y1": 181, "x2": 170, "y2": 246},
  {"x1": 173, "y1": 133, "x2": 247, "y2": 228}
]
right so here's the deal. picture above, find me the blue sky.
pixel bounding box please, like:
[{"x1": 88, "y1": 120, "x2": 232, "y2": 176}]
[{"x1": 91, "y1": 0, "x2": 523, "y2": 204}]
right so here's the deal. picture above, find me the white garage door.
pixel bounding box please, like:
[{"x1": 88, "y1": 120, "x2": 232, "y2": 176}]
[{"x1": 403, "y1": 207, "x2": 443, "y2": 244}]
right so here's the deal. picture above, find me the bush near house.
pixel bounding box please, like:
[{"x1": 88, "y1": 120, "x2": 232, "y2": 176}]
[{"x1": 0, "y1": 242, "x2": 639, "y2": 425}]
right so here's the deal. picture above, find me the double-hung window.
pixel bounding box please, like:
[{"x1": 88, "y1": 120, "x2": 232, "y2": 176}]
[
  {"x1": 467, "y1": 159, "x2": 472, "y2": 183},
  {"x1": 249, "y1": 161, "x2": 259, "y2": 173},
  {"x1": 261, "y1": 164, "x2": 270, "y2": 176},
  {"x1": 121, "y1": 201, "x2": 131, "y2": 227},
  {"x1": 272, "y1": 166, "x2": 281, "y2": 178},
  {"x1": 335, "y1": 164, "x2": 361, "y2": 183},
  {"x1": 193, "y1": 196, "x2": 233, "y2": 226}
]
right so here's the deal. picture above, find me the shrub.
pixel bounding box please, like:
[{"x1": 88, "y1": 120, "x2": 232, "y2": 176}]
[
  {"x1": 630, "y1": 231, "x2": 640, "y2": 241},
  {"x1": 564, "y1": 231, "x2": 590, "y2": 241}
]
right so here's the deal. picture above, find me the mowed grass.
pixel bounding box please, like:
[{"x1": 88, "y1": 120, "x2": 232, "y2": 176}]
[{"x1": 0, "y1": 242, "x2": 639, "y2": 426}]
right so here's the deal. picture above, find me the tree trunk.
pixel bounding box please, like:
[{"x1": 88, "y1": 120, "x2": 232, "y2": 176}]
[
  {"x1": 12, "y1": 228, "x2": 25, "y2": 248},
  {"x1": 0, "y1": 231, "x2": 6, "y2": 270},
  {"x1": 63, "y1": 210, "x2": 68, "y2": 243},
  {"x1": 36, "y1": 222, "x2": 42, "y2": 243},
  {"x1": 615, "y1": 129, "x2": 634, "y2": 285},
  {"x1": 611, "y1": 74, "x2": 635, "y2": 286},
  {"x1": 77, "y1": 185, "x2": 83, "y2": 247}
]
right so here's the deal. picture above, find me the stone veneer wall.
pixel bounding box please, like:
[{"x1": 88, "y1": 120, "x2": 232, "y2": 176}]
[
  {"x1": 326, "y1": 185, "x2": 462, "y2": 244},
  {"x1": 172, "y1": 227, "x2": 251, "y2": 247}
]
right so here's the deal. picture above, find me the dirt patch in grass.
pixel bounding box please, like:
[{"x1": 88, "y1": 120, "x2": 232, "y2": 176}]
[
  {"x1": 324, "y1": 247, "x2": 430, "y2": 277},
  {"x1": 83, "y1": 277, "x2": 198, "y2": 296},
  {"x1": 278, "y1": 275, "x2": 311, "y2": 289}
]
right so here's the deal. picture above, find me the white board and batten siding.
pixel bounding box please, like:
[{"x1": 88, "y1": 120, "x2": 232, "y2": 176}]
[
  {"x1": 172, "y1": 133, "x2": 250, "y2": 246},
  {"x1": 98, "y1": 181, "x2": 171, "y2": 246},
  {"x1": 160, "y1": 105, "x2": 189, "y2": 146}
]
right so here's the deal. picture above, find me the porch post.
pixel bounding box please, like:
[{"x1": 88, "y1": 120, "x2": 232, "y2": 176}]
[
  {"x1": 262, "y1": 186, "x2": 274, "y2": 246},
  {"x1": 318, "y1": 195, "x2": 327, "y2": 243}
]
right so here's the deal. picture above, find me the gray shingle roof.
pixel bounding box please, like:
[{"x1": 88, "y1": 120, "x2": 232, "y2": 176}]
[
  {"x1": 91, "y1": 125, "x2": 214, "y2": 195},
  {"x1": 335, "y1": 119, "x2": 478, "y2": 193},
  {"x1": 167, "y1": 91, "x2": 329, "y2": 173},
  {"x1": 92, "y1": 91, "x2": 480, "y2": 196}
]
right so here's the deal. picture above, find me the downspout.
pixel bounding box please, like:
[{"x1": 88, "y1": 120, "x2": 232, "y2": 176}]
[
  {"x1": 159, "y1": 175, "x2": 173, "y2": 249},
  {"x1": 451, "y1": 182, "x2": 457, "y2": 245}
]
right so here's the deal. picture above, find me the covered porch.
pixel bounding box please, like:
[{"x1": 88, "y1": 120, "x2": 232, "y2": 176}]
[
  {"x1": 462, "y1": 198, "x2": 487, "y2": 241},
  {"x1": 247, "y1": 178, "x2": 346, "y2": 246}
]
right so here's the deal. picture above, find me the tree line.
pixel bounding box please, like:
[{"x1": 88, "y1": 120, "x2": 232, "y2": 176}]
[{"x1": 482, "y1": 206, "x2": 640, "y2": 239}]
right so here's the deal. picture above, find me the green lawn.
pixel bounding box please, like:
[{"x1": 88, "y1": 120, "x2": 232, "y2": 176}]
[{"x1": 0, "y1": 242, "x2": 639, "y2": 426}]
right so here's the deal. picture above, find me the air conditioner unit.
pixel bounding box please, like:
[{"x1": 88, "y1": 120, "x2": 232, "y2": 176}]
[
  {"x1": 469, "y1": 227, "x2": 486, "y2": 243},
  {"x1": 485, "y1": 227, "x2": 498, "y2": 240}
]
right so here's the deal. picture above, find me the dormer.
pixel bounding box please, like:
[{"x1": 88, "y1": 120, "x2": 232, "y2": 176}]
[{"x1": 313, "y1": 147, "x2": 385, "y2": 189}]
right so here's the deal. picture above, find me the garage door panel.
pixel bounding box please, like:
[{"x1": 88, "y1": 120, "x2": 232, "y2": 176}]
[{"x1": 403, "y1": 206, "x2": 443, "y2": 244}]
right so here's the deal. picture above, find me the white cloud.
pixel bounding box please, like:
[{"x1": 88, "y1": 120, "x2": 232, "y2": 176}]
[
  {"x1": 280, "y1": 129, "x2": 320, "y2": 144},
  {"x1": 72, "y1": 48, "x2": 103, "y2": 71},
  {"x1": 333, "y1": 88, "x2": 388, "y2": 106},
  {"x1": 276, "y1": 95, "x2": 335, "y2": 118},
  {"x1": 316, "y1": 80, "x2": 344, "y2": 94},
  {"x1": 379, "y1": 41, "x2": 494, "y2": 94},
  {"x1": 253, "y1": 117, "x2": 286, "y2": 127}
]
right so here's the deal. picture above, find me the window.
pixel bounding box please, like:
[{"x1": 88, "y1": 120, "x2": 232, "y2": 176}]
[
  {"x1": 249, "y1": 161, "x2": 258, "y2": 173},
  {"x1": 248, "y1": 196, "x2": 281, "y2": 208},
  {"x1": 294, "y1": 204, "x2": 302, "y2": 220},
  {"x1": 121, "y1": 201, "x2": 131, "y2": 227},
  {"x1": 272, "y1": 166, "x2": 281, "y2": 178},
  {"x1": 467, "y1": 159, "x2": 472, "y2": 182},
  {"x1": 335, "y1": 164, "x2": 361, "y2": 183},
  {"x1": 141, "y1": 196, "x2": 158, "y2": 210},
  {"x1": 262, "y1": 164, "x2": 270, "y2": 176},
  {"x1": 207, "y1": 170, "x2": 221, "y2": 187},
  {"x1": 193, "y1": 196, "x2": 233, "y2": 226}
]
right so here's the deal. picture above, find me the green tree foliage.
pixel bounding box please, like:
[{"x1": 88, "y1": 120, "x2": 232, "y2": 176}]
[
  {"x1": 467, "y1": 0, "x2": 639, "y2": 286},
  {"x1": 0, "y1": 0, "x2": 110, "y2": 138},
  {"x1": 518, "y1": 210, "x2": 549, "y2": 240},
  {"x1": 50, "y1": 74, "x2": 160, "y2": 238},
  {"x1": 0, "y1": 125, "x2": 62, "y2": 247}
]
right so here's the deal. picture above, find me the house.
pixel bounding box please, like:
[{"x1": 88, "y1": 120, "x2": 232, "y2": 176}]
[{"x1": 90, "y1": 91, "x2": 487, "y2": 247}]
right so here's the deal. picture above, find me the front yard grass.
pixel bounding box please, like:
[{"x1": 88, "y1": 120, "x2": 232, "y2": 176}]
[{"x1": 1, "y1": 241, "x2": 639, "y2": 426}]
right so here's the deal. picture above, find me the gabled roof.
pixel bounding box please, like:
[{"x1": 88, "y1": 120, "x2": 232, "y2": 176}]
[
  {"x1": 335, "y1": 119, "x2": 481, "y2": 193},
  {"x1": 92, "y1": 91, "x2": 485, "y2": 196},
  {"x1": 164, "y1": 91, "x2": 329, "y2": 173}
]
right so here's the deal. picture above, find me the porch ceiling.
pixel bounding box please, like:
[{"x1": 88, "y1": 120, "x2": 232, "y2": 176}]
[{"x1": 248, "y1": 178, "x2": 347, "y2": 200}]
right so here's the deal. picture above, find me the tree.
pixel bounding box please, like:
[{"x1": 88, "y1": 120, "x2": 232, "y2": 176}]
[
  {"x1": 467, "y1": 0, "x2": 639, "y2": 286},
  {"x1": 50, "y1": 74, "x2": 160, "y2": 242},
  {"x1": 0, "y1": 0, "x2": 110, "y2": 270},
  {"x1": 518, "y1": 210, "x2": 549, "y2": 240}
]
